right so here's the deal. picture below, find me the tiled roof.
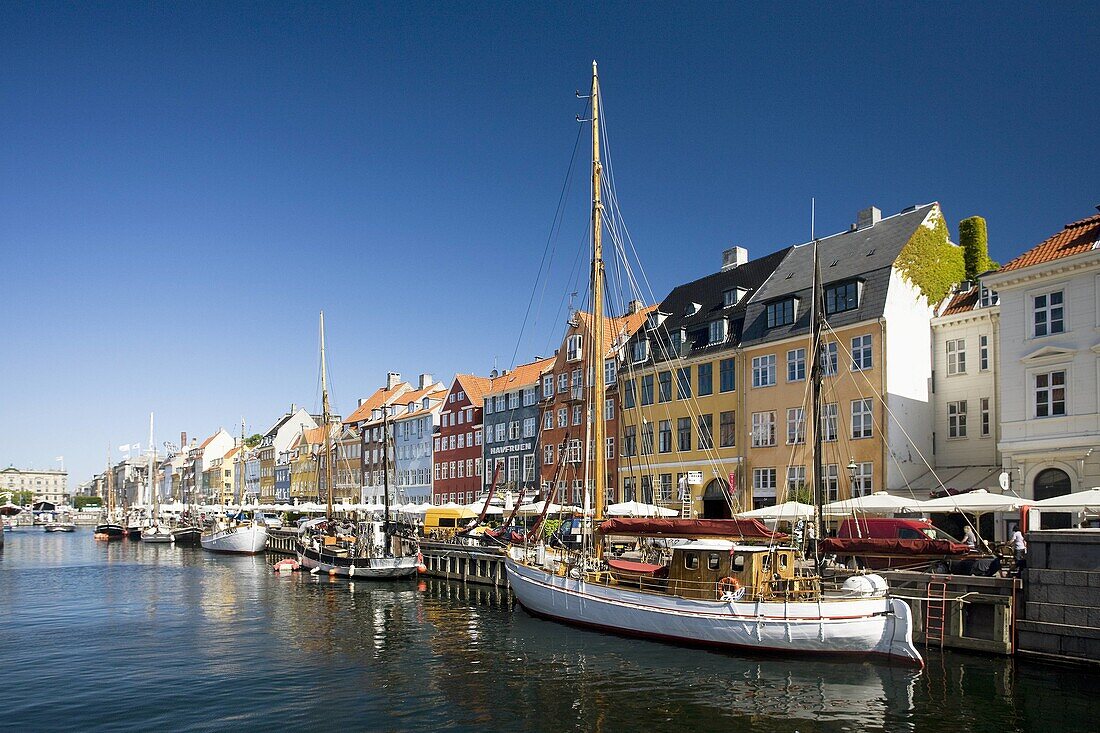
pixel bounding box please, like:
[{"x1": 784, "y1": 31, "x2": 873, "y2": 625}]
[
  {"x1": 454, "y1": 373, "x2": 493, "y2": 407},
  {"x1": 941, "y1": 286, "x2": 979, "y2": 316},
  {"x1": 223, "y1": 445, "x2": 242, "y2": 460},
  {"x1": 574, "y1": 305, "x2": 659, "y2": 356},
  {"x1": 485, "y1": 356, "x2": 556, "y2": 395},
  {"x1": 1000, "y1": 212, "x2": 1100, "y2": 272},
  {"x1": 393, "y1": 389, "x2": 447, "y2": 421},
  {"x1": 197, "y1": 431, "x2": 219, "y2": 450},
  {"x1": 343, "y1": 382, "x2": 412, "y2": 424}
]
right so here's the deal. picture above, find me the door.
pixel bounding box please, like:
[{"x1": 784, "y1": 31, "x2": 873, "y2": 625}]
[{"x1": 1034, "y1": 468, "x2": 1072, "y2": 529}]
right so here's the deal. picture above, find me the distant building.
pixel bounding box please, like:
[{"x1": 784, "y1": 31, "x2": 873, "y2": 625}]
[
  {"x1": 392, "y1": 382, "x2": 447, "y2": 505},
  {"x1": 257, "y1": 407, "x2": 320, "y2": 502},
  {"x1": 345, "y1": 372, "x2": 413, "y2": 504},
  {"x1": 434, "y1": 373, "x2": 492, "y2": 505},
  {"x1": 0, "y1": 466, "x2": 69, "y2": 505}
]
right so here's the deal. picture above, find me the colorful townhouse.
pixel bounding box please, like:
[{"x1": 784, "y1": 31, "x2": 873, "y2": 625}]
[
  {"x1": 391, "y1": 381, "x2": 447, "y2": 504},
  {"x1": 434, "y1": 374, "x2": 492, "y2": 505},
  {"x1": 257, "y1": 406, "x2": 319, "y2": 502},
  {"x1": 345, "y1": 373, "x2": 413, "y2": 505},
  {"x1": 481, "y1": 356, "x2": 555, "y2": 499}
]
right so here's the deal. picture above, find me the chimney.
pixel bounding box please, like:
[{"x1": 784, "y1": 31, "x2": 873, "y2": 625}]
[
  {"x1": 626, "y1": 299, "x2": 644, "y2": 315},
  {"x1": 358, "y1": 397, "x2": 367, "y2": 407},
  {"x1": 721, "y1": 246, "x2": 748, "y2": 271},
  {"x1": 856, "y1": 206, "x2": 881, "y2": 230},
  {"x1": 387, "y1": 372, "x2": 401, "y2": 389},
  {"x1": 290, "y1": 403, "x2": 297, "y2": 414},
  {"x1": 180, "y1": 432, "x2": 187, "y2": 449},
  {"x1": 419, "y1": 373, "x2": 433, "y2": 389}
]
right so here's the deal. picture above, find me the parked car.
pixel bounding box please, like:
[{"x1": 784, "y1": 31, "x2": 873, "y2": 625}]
[{"x1": 257, "y1": 512, "x2": 283, "y2": 529}]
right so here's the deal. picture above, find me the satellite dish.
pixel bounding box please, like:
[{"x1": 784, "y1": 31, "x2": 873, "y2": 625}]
[{"x1": 998, "y1": 471, "x2": 1010, "y2": 491}]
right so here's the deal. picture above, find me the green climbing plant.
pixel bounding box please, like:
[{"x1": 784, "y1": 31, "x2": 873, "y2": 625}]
[
  {"x1": 894, "y1": 209, "x2": 965, "y2": 304},
  {"x1": 959, "y1": 216, "x2": 999, "y2": 279}
]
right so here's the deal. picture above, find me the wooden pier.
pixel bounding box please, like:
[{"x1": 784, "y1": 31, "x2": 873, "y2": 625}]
[{"x1": 419, "y1": 540, "x2": 510, "y2": 588}]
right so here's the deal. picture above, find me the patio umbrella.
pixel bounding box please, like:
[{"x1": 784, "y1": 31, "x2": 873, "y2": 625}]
[
  {"x1": 605, "y1": 501, "x2": 679, "y2": 518},
  {"x1": 1030, "y1": 487, "x2": 1100, "y2": 512},
  {"x1": 737, "y1": 501, "x2": 816, "y2": 521},
  {"x1": 823, "y1": 491, "x2": 927, "y2": 516},
  {"x1": 921, "y1": 489, "x2": 1027, "y2": 513},
  {"x1": 517, "y1": 501, "x2": 580, "y2": 515}
]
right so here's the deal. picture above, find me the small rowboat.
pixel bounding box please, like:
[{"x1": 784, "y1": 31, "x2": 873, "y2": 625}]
[{"x1": 273, "y1": 558, "x2": 300, "y2": 573}]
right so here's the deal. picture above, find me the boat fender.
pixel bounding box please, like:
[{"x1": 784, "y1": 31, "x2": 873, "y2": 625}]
[
  {"x1": 328, "y1": 568, "x2": 338, "y2": 576},
  {"x1": 718, "y1": 577, "x2": 746, "y2": 602},
  {"x1": 310, "y1": 566, "x2": 321, "y2": 575},
  {"x1": 568, "y1": 566, "x2": 582, "y2": 581},
  {"x1": 417, "y1": 551, "x2": 427, "y2": 573}
]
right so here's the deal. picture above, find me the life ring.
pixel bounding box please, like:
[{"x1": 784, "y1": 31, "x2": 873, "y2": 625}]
[{"x1": 718, "y1": 576, "x2": 746, "y2": 601}]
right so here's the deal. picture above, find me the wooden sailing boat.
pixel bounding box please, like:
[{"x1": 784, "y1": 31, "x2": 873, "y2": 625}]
[
  {"x1": 503, "y1": 62, "x2": 922, "y2": 665},
  {"x1": 296, "y1": 311, "x2": 420, "y2": 579},
  {"x1": 141, "y1": 413, "x2": 173, "y2": 543},
  {"x1": 201, "y1": 421, "x2": 268, "y2": 554},
  {"x1": 94, "y1": 447, "x2": 125, "y2": 539}
]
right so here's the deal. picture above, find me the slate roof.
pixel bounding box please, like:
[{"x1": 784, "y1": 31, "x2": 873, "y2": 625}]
[
  {"x1": 740, "y1": 204, "x2": 938, "y2": 345},
  {"x1": 999, "y1": 212, "x2": 1100, "y2": 273}
]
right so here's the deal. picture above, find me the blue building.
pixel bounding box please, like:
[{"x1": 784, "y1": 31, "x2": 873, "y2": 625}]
[{"x1": 482, "y1": 356, "x2": 555, "y2": 499}]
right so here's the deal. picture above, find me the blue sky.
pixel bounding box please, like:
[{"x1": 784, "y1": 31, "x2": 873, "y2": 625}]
[{"x1": 2, "y1": 2, "x2": 1097, "y2": 488}]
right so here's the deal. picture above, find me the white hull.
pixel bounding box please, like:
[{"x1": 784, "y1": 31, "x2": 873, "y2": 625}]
[
  {"x1": 297, "y1": 550, "x2": 418, "y2": 579},
  {"x1": 44, "y1": 524, "x2": 76, "y2": 533},
  {"x1": 505, "y1": 558, "x2": 922, "y2": 665},
  {"x1": 141, "y1": 526, "x2": 174, "y2": 543},
  {"x1": 201, "y1": 525, "x2": 268, "y2": 554}
]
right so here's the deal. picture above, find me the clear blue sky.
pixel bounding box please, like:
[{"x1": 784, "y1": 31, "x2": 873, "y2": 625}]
[{"x1": 2, "y1": 2, "x2": 1097, "y2": 488}]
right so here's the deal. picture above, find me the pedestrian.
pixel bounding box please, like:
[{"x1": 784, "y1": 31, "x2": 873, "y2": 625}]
[
  {"x1": 962, "y1": 524, "x2": 978, "y2": 550},
  {"x1": 1010, "y1": 524, "x2": 1027, "y2": 574}
]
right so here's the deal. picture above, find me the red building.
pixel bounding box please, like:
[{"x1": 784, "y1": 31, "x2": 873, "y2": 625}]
[
  {"x1": 539, "y1": 303, "x2": 655, "y2": 507},
  {"x1": 433, "y1": 373, "x2": 492, "y2": 505}
]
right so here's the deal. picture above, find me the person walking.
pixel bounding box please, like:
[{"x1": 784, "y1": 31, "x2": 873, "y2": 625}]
[{"x1": 1010, "y1": 524, "x2": 1027, "y2": 574}]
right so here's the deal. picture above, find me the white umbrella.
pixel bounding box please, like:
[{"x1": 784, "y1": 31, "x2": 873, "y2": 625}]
[
  {"x1": 921, "y1": 489, "x2": 1027, "y2": 513},
  {"x1": 463, "y1": 502, "x2": 504, "y2": 515},
  {"x1": 737, "y1": 501, "x2": 816, "y2": 521},
  {"x1": 823, "y1": 491, "x2": 927, "y2": 516},
  {"x1": 1030, "y1": 487, "x2": 1100, "y2": 512},
  {"x1": 518, "y1": 501, "x2": 580, "y2": 515},
  {"x1": 605, "y1": 500, "x2": 679, "y2": 518}
]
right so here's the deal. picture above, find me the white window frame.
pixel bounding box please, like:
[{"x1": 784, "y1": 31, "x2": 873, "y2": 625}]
[
  {"x1": 947, "y1": 338, "x2": 966, "y2": 376},
  {"x1": 787, "y1": 348, "x2": 805, "y2": 382},
  {"x1": 751, "y1": 354, "x2": 776, "y2": 388},
  {"x1": 751, "y1": 411, "x2": 777, "y2": 447},
  {"x1": 947, "y1": 400, "x2": 967, "y2": 439},
  {"x1": 851, "y1": 398, "x2": 873, "y2": 439},
  {"x1": 851, "y1": 334, "x2": 872, "y2": 371}
]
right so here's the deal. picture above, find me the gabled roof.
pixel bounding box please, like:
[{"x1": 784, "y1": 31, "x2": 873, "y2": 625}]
[
  {"x1": 741, "y1": 203, "x2": 939, "y2": 345},
  {"x1": 223, "y1": 445, "x2": 242, "y2": 460},
  {"x1": 941, "y1": 286, "x2": 979, "y2": 316},
  {"x1": 343, "y1": 382, "x2": 412, "y2": 424},
  {"x1": 197, "y1": 431, "x2": 220, "y2": 451},
  {"x1": 573, "y1": 305, "x2": 659, "y2": 357},
  {"x1": 453, "y1": 373, "x2": 493, "y2": 407},
  {"x1": 393, "y1": 389, "x2": 447, "y2": 422},
  {"x1": 1000, "y1": 212, "x2": 1100, "y2": 273},
  {"x1": 485, "y1": 356, "x2": 556, "y2": 396}
]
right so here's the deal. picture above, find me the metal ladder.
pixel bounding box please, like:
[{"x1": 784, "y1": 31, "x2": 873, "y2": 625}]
[
  {"x1": 680, "y1": 494, "x2": 692, "y2": 519},
  {"x1": 925, "y1": 579, "x2": 948, "y2": 648}
]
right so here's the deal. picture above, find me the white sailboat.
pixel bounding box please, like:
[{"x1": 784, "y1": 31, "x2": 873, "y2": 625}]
[
  {"x1": 201, "y1": 422, "x2": 268, "y2": 555},
  {"x1": 141, "y1": 413, "x2": 173, "y2": 543},
  {"x1": 504, "y1": 62, "x2": 921, "y2": 665}
]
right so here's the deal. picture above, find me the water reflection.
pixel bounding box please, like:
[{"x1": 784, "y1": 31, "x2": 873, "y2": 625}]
[{"x1": 0, "y1": 530, "x2": 1093, "y2": 732}]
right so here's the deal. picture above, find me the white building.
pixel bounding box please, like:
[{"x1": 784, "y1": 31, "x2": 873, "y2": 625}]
[
  {"x1": 983, "y1": 209, "x2": 1100, "y2": 528},
  {"x1": 0, "y1": 466, "x2": 69, "y2": 505}
]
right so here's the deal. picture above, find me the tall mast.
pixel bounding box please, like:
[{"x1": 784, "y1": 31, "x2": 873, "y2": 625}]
[
  {"x1": 238, "y1": 418, "x2": 246, "y2": 506},
  {"x1": 320, "y1": 311, "x2": 333, "y2": 521},
  {"x1": 382, "y1": 406, "x2": 391, "y2": 537},
  {"x1": 148, "y1": 412, "x2": 156, "y2": 514},
  {"x1": 810, "y1": 239, "x2": 825, "y2": 544},
  {"x1": 106, "y1": 446, "x2": 113, "y2": 516},
  {"x1": 589, "y1": 60, "x2": 607, "y2": 538}
]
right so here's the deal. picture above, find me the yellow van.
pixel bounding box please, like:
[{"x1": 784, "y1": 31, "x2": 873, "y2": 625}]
[{"x1": 422, "y1": 507, "x2": 477, "y2": 539}]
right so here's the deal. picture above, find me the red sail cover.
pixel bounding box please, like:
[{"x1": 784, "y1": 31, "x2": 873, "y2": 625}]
[
  {"x1": 598, "y1": 518, "x2": 785, "y2": 541},
  {"x1": 818, "y1": 537, "x2": 971, "y2": 556}
]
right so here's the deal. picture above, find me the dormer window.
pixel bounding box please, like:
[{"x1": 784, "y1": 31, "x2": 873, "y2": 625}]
[
  {"x1": 687, "y1": 302, "x2": 701, "y2": 316},
  {"x1": 766, "y1": 298, "x2": 796, "y2": 328},
  {"x1": 646, "y1": 311, "x2": 667, "y2": 330},
  {"x1": 708, "y1": 319, "x2": 728, "y2": 344},
  {"x1": 567, "y1": 334, "x2": 583, "y2": 362},
  {"x1": 631, "y1": 339, "x2": 649, "y2": 363},
  {"x1": 979, "y1": 284, "x2": 999, "y2": 308},
  {"x1": 722, "y1": 288, "x2": 747, "y2": 307},
  {"x1": 824, "y1": 281, "x2": 860, "y2": 315}
]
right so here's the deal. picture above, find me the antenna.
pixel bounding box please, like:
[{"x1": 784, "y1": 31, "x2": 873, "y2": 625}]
[{"x1": 811, "y1": 197, "x2": 816, "y2": 241}]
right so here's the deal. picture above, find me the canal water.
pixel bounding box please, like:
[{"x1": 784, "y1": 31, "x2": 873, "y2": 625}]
[{"x1": 0, "y1": 529, "x2": 1093, "y2": 732}]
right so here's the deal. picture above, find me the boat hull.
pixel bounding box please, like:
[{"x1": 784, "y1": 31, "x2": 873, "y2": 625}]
[
  {"x1": 170, "y1": 526, "x2": 202, "y2": 546},
  {"x1": 201, "y1": 525, "x2": 268, "y2": 554},
  {"x1": 297, "y1": 545, "x2": 418, "y2": 579},
  {"x1": 504, "y1": 558, "x2": 922, "y2": 665},
  {"x1": 141, "y1": 527, "x2": 174, "y2": 543},
  {"x1": 44, "y1": 524, "x2": 76, "y2": 533},
  {"x1": 94, "y1": 524, "x2": 126, "y2": 539}
]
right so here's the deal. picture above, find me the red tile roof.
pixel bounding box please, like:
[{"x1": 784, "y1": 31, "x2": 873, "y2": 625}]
[
  {"x1": 573, "y1": 305, "x2": 658, "y2": 356},
  {"x1": 343, "y1": 382, "x2": 411, "y2": 424},
  {"x1": 485, "y1": 356, "x2": 556, "y2": 395},
  {"x1": 1000, "y1": 212, "x2": 1100, "y2": 272},
  {"x1": 454, "y1": 373, "x2": 493, "y2": 407},
  {"x1": 941, "y1": 286, "x2": 979, "y2": 316}
]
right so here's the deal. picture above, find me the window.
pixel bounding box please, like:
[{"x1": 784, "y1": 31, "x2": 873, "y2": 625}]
[
  {"x1": 658, "y1": 371, "x2": 672, "y2": 402},
  {"x1": 558, "y1": 373, "x2": 568, "y2": 393},
  {"x1": 683, "y1": 552, "x2": 699, "y2": 571},
  {"x1": 567, "y1": 439, "x2": 582, "y2": 463},
  {"x1": 851, "y1": 334, "x2": 872, "y2": 371},
  {"x1": 631, "y1": 339, "x2": 649, "y2": 363},
  {"x1": 495, "y1": 424, "x2": 506, "y2": 442},
  {"x1": 697, "y1": 362, "x2": 712, "y2": 396},
  {"x1": 523, "y1": 418, "x2": 536, "y2": 438},
  {"x1": 947, "y1": 400, "x2": 967, "y2": 439},
  {"x1": 787, "y1": 348, "x2": 805, "y2": 382},
  {"x1": 508, "y1": 392, "x2": 520, "y2": 410},
  {"x1": 623, "y1": 379, "x2": 636, "y2": 409},
  {"x1": 604, "y1": 359, "x2": 616, "y2": 386},
  {"x1": 722, "y1": 288, "x2": 738, "y2": 307},
  {"x1": 676, "y1": 367, "x2": 691, "y2": 399},
  {"x1": 719, "y1": 411, "x2": 735, "y2": 447},
  {"x1": 979, "y1": 335, "x2": 990, "y2": 372},
  {"x1": 544, "y1": 445, "x2": 554, "y2": 465},
  {"x1": 752, "y1": 468, "x2": 777, "y2": 498},
  {"x1": 719, "y1": 358, "x2": 735, "y2": 392},
  {"x1": 947, "y1": 338, "x2": 966, "y2": 375},
  {"x1": 979, "y1": 284, "x2": 999, "y2": 308},
  {"x1": 542, "y1": 374, "x2": 554, "y2": 398},
  {"x1": 825, "y1": 464, "x2": 839, "y2": 502},
  {"x1": 507, "y1": 456, "x2": 520, "y2": 482},
  {"x1": 523, "y1": 387, "x2": 537, "y2": 406},
  {"x1": 852, "y1": 399, "x2": 873, "y2": 438},
  {"x1": 604, "y1": 398, "x2": 614, "y2": 420},
  {"x1": 751, "y1": 411, "x2": 776, "y2": 447},
  {"x1": 825, "y1": 281, "x2": 859, "y2": 314},
  {"x1": 766, "y1": 299, "x2": 795, "y2": 328},
  {"x1": 786, "y1": 465, "x2": 806, "y2": 498},
  {"x1": 557, "y1": 408, "x2": 568, "y2": 428},
  {"x1": 623, "y1": 425, "x2": 637, "y2": 457},
  {"x1": 752, "y1": 355, "x2": 776, "y2": 387},
  {"x1": 641, "y1": 374, "x2": 654, "y2": 405},
  {"x1": 641, "y1": 424, "x2": 654, "y2": 455},
  {"x1": 543, "y1": 411, "x2": 553, "y2": 430},
  {"x1": 698, "y1": 414, "x2": 713, "y2": 450},
  {"x1": 786, "y1": 407, "x2": 805, "y2": 444},
  {"x1": 658, "y1": 474, "x2": 673, "y2": 501},
  {"x1": 1033, "y1": 290, "x2": 1064, "y2": 337},
  {"x1": 708, "y1": 319, "x2": 727, "y2": 344},
  {"x1": 567, "y1": 334, "x2": 583, "y2": 361},
  {"x1": 522, "y1": 455, "x2": 535, "y2": 482},
  {"x1": 484, "y1": 399, "x2": 493, "y2": 416},
  {"x1": 606, "y1": 437, "x2": 615, "y2": 459},
  {"x1": 980, "y1": 397, "x2": 991, "y2": 437},
  {"x1": 1035, "y1": 370, "x2": 1066, "y2": 417},
  {"x1": 571, "y1": 368, "x2": 583, "y2": 393},
  {"x1": 677, "y1": 417, "x2": 691, "y2": 451},
  {"x1": 623, "y1": 476, "x2": 636, "y2": 502},
  {"x1": 821, "y1": 342, "x2": 838, "y2": 376},
  {"x1": 852, "y1": 462, "x2": 873, "y2": 497},
  {"x1": 658, "y1": 420, "x2": 672, "y2": 453},
  {"x1": 572, "y1": 405, "x2": 582, "y2": 426}
]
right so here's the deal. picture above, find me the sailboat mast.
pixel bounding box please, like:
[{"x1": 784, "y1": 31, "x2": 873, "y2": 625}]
[
  {"x1": 810, "y1": 240, "x2": 825, "y2": 541},
  {"x1": 148, "y1": 412, "x2": 156, "y2": 514},
  {"x1": 382, "y1": 406, "x2": 391, "y2": 537},
  {"x1": 106, "y1": 446, "x2": 113, "y2": 516},
  {"x1": 589, "y1": 60, "x2": 607, "y2": 536},
  {"x1": 238, "y1": 419, "x2": 246, "y2": 506},
  {"x1": 320, "y1": 311, "x2": 333, "y2": 521}
]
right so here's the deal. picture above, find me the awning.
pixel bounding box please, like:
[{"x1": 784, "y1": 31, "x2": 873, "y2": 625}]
[
  {"x1": 597, "y1": 518, "x2": 785, "y2": 541},
  {"x1": 901, "y1": 466, "x2": 1002, "y2": 497}
]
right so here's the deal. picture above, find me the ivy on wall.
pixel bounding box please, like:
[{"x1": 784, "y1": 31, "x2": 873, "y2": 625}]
[
  {"x1": 959, "y1": 215, "x2": 999, "y2": 279},
  {"x1": 894, "y1": 209, "x2": 965, "y2": 304}
]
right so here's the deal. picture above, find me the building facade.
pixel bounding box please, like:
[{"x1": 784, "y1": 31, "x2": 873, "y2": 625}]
[
  {"x1": 481, "y1": 357, "x2": 555, "y2": 500},
  {"x1": 393, "y1": 385, "x2": 446, "y2": 504},
  {"x1": 434, "y1": 374, "x2": 491, "y2": 505},
  {"x1": 347, "y1": 373, "x2": 413, "y2": 505},
  {"x1": 0, "y1": 466, "x2": 69, "y2": 505}
]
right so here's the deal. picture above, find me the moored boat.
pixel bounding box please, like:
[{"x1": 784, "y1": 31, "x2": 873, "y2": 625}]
[
  {"x1": 201, "y1": 514, "x2": 268, "y2": 554},
  {"x1": 170, "y1": 524, "x2": 202, "y2": 546}
]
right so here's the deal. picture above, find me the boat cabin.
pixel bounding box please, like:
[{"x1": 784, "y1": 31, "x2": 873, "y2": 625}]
[{"x1": 666, "y1": 540, "x2": 801, "y2": 601}]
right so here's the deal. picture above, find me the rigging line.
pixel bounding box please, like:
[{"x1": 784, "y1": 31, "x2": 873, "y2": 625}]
[
  {"x1": 510, "y1": 100, "x2": 589, "y2": 370},
  {"x1": 543, "y1": 222, "x2": 592, "y2": 359}
]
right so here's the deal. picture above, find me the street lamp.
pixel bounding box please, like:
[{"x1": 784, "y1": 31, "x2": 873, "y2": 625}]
[{"x1": 846, "y1": 458, "x2": 858, "y2": 496}]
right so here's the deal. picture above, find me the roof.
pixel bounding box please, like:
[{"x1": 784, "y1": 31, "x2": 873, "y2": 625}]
[
  {"x1": 343, "y1": 382, "x2": 412, "y2": 424},
  {"x1": 197, "y1": 431, "x2": 220, "y2": 450},
  {"x1": 392, "y1": 389, "x2": 447, "y2": 422},
  {"x1": 223, "y1": 445, "x2": 242, "y2": 460},
  {"x1": 453, "y1": 373, "x2": 493, "y2": 407},
  {"x1": 485, "y1": 356, "x2": 556, "y2": 396},
  {"x1": 941, "y1": 286, "x2": 979, "y2": 316},
  {"x1": 741, "y1": 203, "x2": 938, "y2": 345},
  {"x1": 999, "y1": 212, "x2": 1100, "y2": 273},
  {"x1": 573, "y1": 304, "x2": 659, "y2": 357}
]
